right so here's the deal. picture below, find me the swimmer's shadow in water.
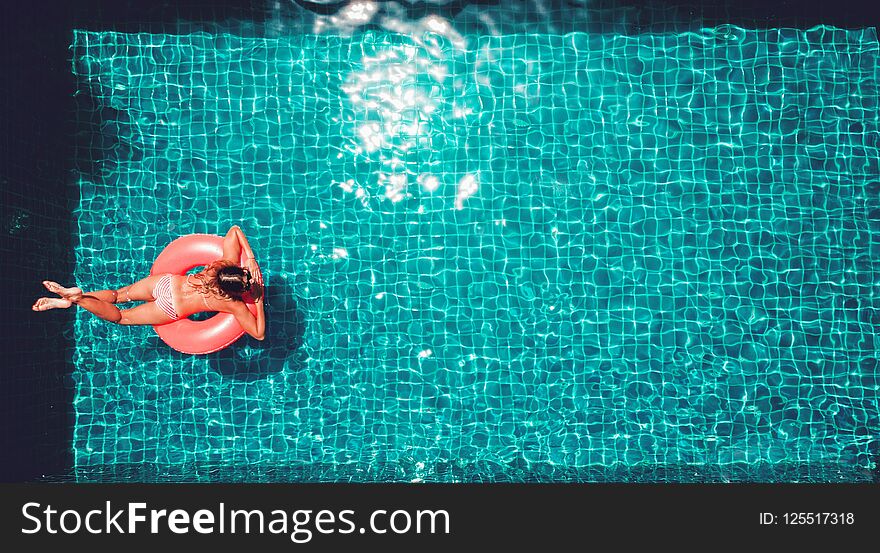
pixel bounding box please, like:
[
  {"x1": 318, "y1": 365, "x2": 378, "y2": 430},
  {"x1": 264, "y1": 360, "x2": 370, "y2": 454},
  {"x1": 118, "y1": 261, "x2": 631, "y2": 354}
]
[
  {"x1": 210, "y1": 277, "x2": 307, "y2": 381},
  {"x1": 146, "y1": 276, "x2": 307, "y2": 381}
]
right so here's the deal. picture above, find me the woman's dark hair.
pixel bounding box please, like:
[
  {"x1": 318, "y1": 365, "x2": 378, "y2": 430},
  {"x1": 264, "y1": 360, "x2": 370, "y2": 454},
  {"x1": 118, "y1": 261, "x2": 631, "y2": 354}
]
[{"x1": 191, "y1": 260, "x2": 263, "y2": 301}]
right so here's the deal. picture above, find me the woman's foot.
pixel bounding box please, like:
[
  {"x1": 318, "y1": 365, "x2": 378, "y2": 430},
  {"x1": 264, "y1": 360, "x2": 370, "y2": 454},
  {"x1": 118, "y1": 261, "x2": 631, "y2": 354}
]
[
  {"x1": 43, "y1": 280, "x2": 82, "y2": 300},
  {"x1": 32, "y1": 297, "x2": 72, "y2": 311}
]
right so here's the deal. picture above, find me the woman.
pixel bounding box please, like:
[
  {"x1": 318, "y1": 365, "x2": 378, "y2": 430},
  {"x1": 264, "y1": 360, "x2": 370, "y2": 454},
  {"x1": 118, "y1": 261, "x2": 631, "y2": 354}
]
[{"x1": 32, "y1": 225, "x2": 266, "y2": 341}]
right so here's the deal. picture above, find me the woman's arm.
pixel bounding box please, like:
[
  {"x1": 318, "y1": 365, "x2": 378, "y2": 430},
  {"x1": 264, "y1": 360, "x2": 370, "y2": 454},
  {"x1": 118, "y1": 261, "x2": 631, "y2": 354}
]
[
  {"x1": 235, "y1": 227, "x2": 263, "y2": 287},
  {"x1": 222, "y1": 225, "x2": 243, "y2": 262},
  {"x1": 234, "y1": 225, "x2": 256, "y2": 260},
  {"x1": 224, "y1": 225, "x2": 260, "y2": 270},
  {"x1": 223, "y1": 224, "x2": 264, "y2": 297},
  {"x1": 222, "y1": 225, "x2": 255, "y2": 258},
  {"x1": 252, "y1": 294, "x2": 265, "y2": 340},
  {"x1": 231, "y1": 297, "x2": 265, "y2": 341}
]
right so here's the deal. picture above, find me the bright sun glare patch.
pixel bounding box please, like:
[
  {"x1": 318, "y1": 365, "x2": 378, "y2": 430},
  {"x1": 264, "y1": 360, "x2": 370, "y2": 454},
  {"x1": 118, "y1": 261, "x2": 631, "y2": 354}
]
[
  {"x1": 418, "y1": 174, "x2": 440, "y2": 193},
  {"x1": 337, "y1": 15, "x2": 477, "y2": 211},
  {"x1": 454, "y1": 173, "x2": 479, "y2": 210}
]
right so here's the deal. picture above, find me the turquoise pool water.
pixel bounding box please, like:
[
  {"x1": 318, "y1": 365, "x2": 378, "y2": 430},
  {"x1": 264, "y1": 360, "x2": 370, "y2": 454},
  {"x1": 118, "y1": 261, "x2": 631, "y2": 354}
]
[{"x1": 70, "y1": 26, "x2": 880, "y2": 481}]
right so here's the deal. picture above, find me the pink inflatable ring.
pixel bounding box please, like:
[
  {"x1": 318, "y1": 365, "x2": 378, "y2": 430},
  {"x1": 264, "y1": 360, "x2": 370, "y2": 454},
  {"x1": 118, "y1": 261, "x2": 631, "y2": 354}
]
[{"x1": 150, "y1": 233, "x2": 260, "y2": 355}]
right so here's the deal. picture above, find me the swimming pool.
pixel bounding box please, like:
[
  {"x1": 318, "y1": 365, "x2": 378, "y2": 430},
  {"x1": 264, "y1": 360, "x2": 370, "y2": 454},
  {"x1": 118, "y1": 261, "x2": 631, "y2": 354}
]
[{"x1": 69, "y1": 25, "x2": 880, "y2": 481}]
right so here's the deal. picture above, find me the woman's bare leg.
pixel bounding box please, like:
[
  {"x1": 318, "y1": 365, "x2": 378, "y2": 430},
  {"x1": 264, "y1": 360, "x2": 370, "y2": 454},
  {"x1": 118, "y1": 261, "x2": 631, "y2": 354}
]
[
  {"x1": 86, "y1": 289, "x2": 118, "y2": 303},
  {"x1": 36, "y1": 292, "x2": 173, "y2": 325},
  {"x1": 36, "y1": 275, "x2": 161, "y2": 307},
  {"x1": 41, "y1": 280, "x2": 117, "y2": 302},
  {"x1": 32, "y1": 288, "x2": 116, "y2": 317},
  {"x1": 34, "y1": 284, "x2": 121, "y2": 311},
  {"x1": 32, "y1": 297, "x2": 72, "y2": 311},
  {"x1": 70, "y1": 293, "x2": 123, "y2": 323},
  {"x1": 114, "y1": 275, "x2": 166, "y2": 302},
  {"x1": 34, "y1": 276, "x2": 173, "y2": 325},
  {"x1": 38, "y1": 282, "x2": 123, "y2": 322},
  {"x1": 32, "y1": 281, "x2": 79, "y2": 311}
]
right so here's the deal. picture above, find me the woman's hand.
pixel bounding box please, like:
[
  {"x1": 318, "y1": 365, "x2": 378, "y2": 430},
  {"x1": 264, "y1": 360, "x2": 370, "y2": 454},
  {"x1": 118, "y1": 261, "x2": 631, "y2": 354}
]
[
  {"x1": 245, "y1": 257, "x2": 262, "y2": 284},
  {"x1": 243, "y1": 256, "x2": 264, "y2": 302}
]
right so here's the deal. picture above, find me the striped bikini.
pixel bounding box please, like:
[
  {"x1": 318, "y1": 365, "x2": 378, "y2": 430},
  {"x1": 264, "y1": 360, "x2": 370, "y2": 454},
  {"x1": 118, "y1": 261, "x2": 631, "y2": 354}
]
[{"x1": 152, "y1": 274, "x2": 180, "y2": 321}]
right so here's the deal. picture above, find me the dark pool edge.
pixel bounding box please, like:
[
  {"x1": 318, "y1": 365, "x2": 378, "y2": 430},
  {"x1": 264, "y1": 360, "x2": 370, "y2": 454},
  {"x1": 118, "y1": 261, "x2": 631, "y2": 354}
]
[{"x1": 0, "y1": 2, "x2": 78, "y2": 482}]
